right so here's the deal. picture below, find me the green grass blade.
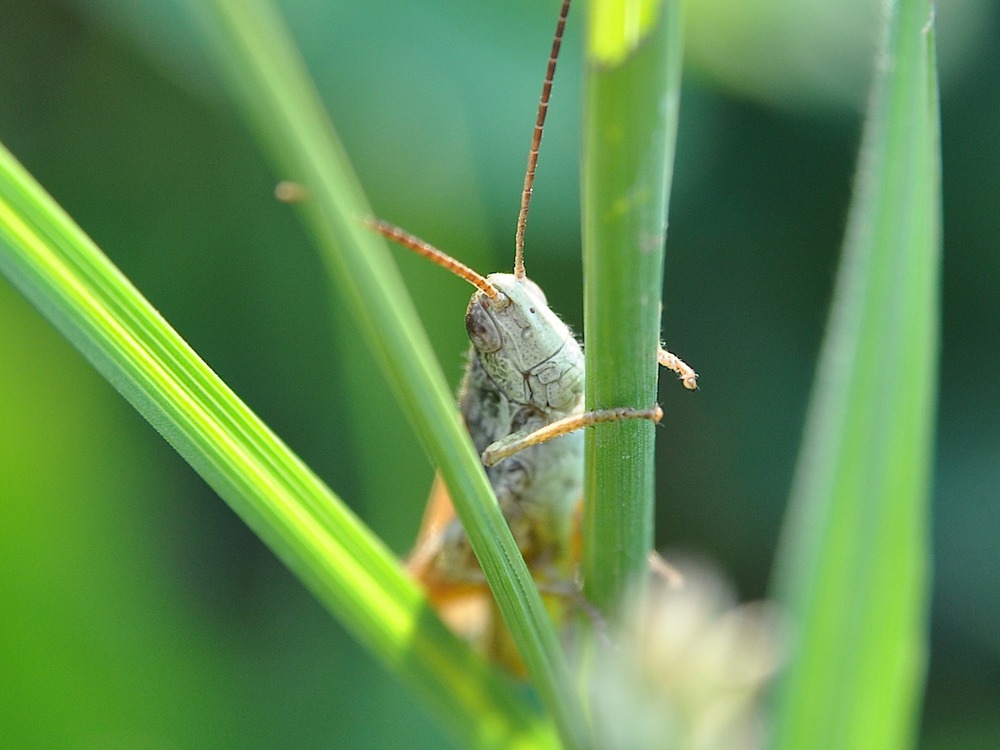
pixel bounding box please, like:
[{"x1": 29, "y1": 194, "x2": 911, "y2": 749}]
[
  {"x1": 186, "y1": 0, "x2": 586, "y2": 746},
  {"x1": 0, "y1": 145, "x2": 556, "y2": 749},
  {"x1": 769, "y1": 0, "x2": 941, "y2": 747},
  {"x1": 582, "y1": 0, "x2": 684, "y2": 610}
]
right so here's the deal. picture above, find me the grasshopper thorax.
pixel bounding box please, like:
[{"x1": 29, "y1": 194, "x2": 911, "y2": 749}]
[{"x1": 465, "y1": 274, "x2": 584, "y2": 414}]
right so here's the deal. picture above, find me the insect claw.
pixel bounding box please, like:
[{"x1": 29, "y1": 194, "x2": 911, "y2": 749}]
[{"x1": 658, "y1": 346, "x2": 699, "y2": 390}]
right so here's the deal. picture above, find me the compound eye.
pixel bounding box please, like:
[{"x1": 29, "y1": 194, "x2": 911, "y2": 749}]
[{"x1": 465, "y1": 298, "x2": 503, "y2": 353}]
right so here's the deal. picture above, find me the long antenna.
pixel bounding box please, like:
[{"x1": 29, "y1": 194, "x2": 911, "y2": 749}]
[
  {"x1": 514, "y1": 0, "x2": 571, "y2": 280},
  {"x1": 367, "y1": 218, "x2": 501, "y2": 300}
]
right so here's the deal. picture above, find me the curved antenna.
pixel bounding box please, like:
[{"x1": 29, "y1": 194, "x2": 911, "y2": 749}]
[
  {"x1": 514, "y1": 0, "x2": 571, "y2": 280},
  {"x1": 366, "y1": 218, "x2": 500, "y2": 300}
]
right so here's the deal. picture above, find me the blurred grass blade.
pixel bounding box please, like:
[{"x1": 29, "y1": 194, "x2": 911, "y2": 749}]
[
  {"x1": 582, "y1": 0, "x2": 684, "y2": 610},
  {"x1": 770, "y1": 0, "x2": 940, "y2": 747},
  {"x1": 186, "y1": 0, "x2": 587, "y2": 746},
  {"x1": 0, "y1": 144, "x2": 557, "y2": 749}
]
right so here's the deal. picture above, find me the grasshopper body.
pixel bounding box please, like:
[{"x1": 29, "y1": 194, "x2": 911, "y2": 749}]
[
  {"x1": 370, "y1": 0, "x2": 695, "y2": 669},
  {"x1": 409, "y1": 274, "x2": 585, "y2": 598},
  {"x1": 402, "y1": 274, "x2": 586, "y2": 672}
]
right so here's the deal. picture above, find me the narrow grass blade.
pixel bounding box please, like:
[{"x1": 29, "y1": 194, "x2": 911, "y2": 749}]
[
  {"x1": 582, "y1": 0, "x2": 685, "y2": 609},
  {"x1": 769, "y1": 1, "x2": 940, "y2": 747},
  {"x1": 186, "y1": 0, "x2": 587, "y2": 746}
]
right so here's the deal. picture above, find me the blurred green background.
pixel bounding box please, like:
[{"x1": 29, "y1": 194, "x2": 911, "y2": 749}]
[{"x1": 0, "y1": 0, "x2": 996, "y2": 747}]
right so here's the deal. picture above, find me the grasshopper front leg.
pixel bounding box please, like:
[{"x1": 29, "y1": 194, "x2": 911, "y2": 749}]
[
  {"x1": 482, "y1": 349, "x2": 697, "y2": 466},
  {"x1": 482, "y1": 406, "x2": 664, "y2": 466}
]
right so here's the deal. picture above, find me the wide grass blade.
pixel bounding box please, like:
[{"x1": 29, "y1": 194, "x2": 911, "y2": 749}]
[
  {"x1": 0, "y1": 142, "x2": 560, "y2": 750},
  {"x1": 186, "y1": 0, "x2": 588, "y2": 746},
  {"x1": 769, "y1": 0, "x2": 941, "y2": 747},
  {"x1": 582, "y1": 0, "x2": 685, "y2": 609}
]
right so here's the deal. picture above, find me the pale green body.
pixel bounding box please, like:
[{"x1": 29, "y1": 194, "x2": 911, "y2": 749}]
[{"x1": 431, "y1": 273, "x2": 586, "y2": 585}]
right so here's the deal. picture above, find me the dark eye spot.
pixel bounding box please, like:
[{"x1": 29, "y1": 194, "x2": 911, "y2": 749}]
[
  {"x1": 529, "y1": 307, "x2": 536, "y2": 314},
  {"x1": 465, "y1": 301, "x2": 503, "y2": 353}
]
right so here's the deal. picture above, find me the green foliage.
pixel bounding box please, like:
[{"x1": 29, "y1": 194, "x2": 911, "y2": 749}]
[
  {"x1": 769, "y1": 0, "x2": 940, "y2": 746},
  {"x1": 582, "y1": 0, "x2": 684, "y2": 610},
  {"x1": 0, "y1": 0, "x2": 944, "y2": 747}
]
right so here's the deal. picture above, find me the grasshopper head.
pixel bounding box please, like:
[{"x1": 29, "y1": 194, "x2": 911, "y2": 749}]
[{"x1": 465, "y1": 274, "x2": 583, "y2": 411}]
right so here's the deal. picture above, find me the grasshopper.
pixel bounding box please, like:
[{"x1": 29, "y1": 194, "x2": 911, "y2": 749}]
[{"x1": 369, "y1": 0, "x2": 696, "y2": 669}]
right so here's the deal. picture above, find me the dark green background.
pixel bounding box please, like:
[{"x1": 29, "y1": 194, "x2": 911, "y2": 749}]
[{"x1": 1, "y1": 1, "x2": 996, "y2": 747}]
